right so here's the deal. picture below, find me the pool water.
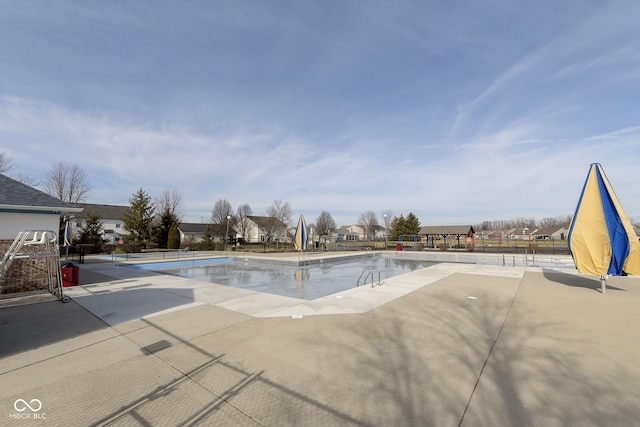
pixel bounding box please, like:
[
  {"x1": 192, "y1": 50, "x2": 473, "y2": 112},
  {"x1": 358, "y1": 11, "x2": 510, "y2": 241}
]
[{"x1": 138, "y1": 255, "x2": 438, "y2": 300}]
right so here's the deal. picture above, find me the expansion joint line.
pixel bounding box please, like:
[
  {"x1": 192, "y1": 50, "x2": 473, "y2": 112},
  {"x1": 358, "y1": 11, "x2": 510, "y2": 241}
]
[{"x1": 457, "y1": 273, "x2": 526, "y2": 427}]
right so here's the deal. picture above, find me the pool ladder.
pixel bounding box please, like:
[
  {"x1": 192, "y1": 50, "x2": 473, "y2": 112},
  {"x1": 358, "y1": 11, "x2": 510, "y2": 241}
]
[{"x1": 357, "y1": 266, "x2": 382, "y2": 288}]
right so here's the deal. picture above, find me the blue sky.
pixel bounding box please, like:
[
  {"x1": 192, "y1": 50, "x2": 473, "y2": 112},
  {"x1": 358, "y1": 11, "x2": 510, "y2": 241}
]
[{"x1": 2, "y1": 1, "x2": 639, "y2": 226}]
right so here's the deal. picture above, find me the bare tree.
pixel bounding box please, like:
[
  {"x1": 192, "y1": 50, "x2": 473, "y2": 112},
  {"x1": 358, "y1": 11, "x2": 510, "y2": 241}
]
[
  {"x1": 11, "y1": 172, "x2": 40, "y2": 187},
  {"x1": 42, "y1": 162, "x2": 91, "y2": 203},
  {"x1": 211, "y1": 199, "x2": 234, "y2": 224},
  {"x1": 315, "y1": 211, "x2": 337, "y2": 236},
  {"x1": 152, "y1": 189, "x2": 184, "y2": 248},
  {"x1": 0, "y1": 152, "x2": 15, "y2": 174},
  {"x1": 0, "y1": 152, "x2": 39, "y2": 185},
  {"x1": 236, "y1": 203, "x2": 253, "y2": 242},
  {"x1": 358, "y1": 210, "x2": 379, "y2": 241},
  {"x1": 155, "y1": 188, "x2": 184, "y2": 223},
  {"x1": 236, "y1": 203, "x2": 252, "y2": 218},
  {"x1": 538, "y1": 215, "x2": 572, "y2": 229},
  {"x1": 265, "y1": 200, "x2": 292, "y2": 246},
  {"x1": 266, "y1": 200, "x2": 292, "y2": 227},
  {"x1": 211, "y1": 199, "x2": 235, "y2": 240}
]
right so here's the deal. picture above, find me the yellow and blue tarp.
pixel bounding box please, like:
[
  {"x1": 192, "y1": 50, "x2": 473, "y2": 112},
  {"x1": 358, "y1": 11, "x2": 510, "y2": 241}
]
[
  {"x1": 568, "y1": 163, "x2": 640, "y2": 276},
  {"x1": 294, "y1": 215, "x2": 308, "y2": 251}
]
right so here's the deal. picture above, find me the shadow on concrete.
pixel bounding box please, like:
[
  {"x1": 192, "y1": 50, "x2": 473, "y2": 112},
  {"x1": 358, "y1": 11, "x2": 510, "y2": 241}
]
[
  {"x1": 542, "y1": 268, "x2": 625, "y2": 292},
  {"x1": 94, "y1": 317, "x2": 368, "y2": 426},
  {"x1": 458, "y1": 271, "x2": 640, "y2": 426},
  {"x1": 77, "y1": 267, "x2": 120, "y2": 286},
  {"x1": 0, "y1": 277, "x2": 197, "y2": 358},
  {"x1": 72, "y1": 286, "x2": 196, "y2": 325},
  {"x1": 0, "y1": 299, "x2": 109, "y2": 358},
  {"x1": 296, "y1": 273, "x2": 528, "y2": 426},
  {"x1": 295, "y1": 272, "x2": 639, "y2": 425},
  {"x1": 5, "y1": 268, "x2": 640, "y2": 425}
]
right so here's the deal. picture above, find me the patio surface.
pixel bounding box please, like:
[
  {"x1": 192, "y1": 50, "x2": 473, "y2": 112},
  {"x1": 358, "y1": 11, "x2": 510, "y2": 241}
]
[{"x1": 1, "y1": 253, "x2": 640, "y2": 426}]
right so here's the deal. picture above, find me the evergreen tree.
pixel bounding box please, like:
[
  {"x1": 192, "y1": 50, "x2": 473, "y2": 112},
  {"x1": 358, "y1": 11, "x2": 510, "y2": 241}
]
[
  {"x1": 154, "y1": 188, "x2": 183, "y2": 248},
  {"x1": 154, "y1": 206, "x2": 179, "y2": 248},
  {"x1": 405, "y1": 212, "x2": 421, "y2": 234},
  {"x1": 78, "y1": 209, "x2": 106, "y2": 249},
  {"x1": 389, "y1": 215, "x2": 406, "y2": 241},
  {"x1": 167, "y1": 222, "x2": 180, "y2": 249},
  {"x1": 122, "y1": 188, "x2": 155, "y2": 247},
  {"x1": 198, "y1": 225, "x2": 215, "y2": 250},
  {"x1": 389, "y1": 212, "x2": 421, "y2": 240}
]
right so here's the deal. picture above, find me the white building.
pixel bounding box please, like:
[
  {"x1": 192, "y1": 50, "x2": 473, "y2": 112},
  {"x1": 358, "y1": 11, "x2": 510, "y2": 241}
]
[
  {"x1": 72, "y1": 203, "x2": 130, "y2": 244},
  {"x1": 237, "y1": 215, "x2": 288, "y2": 243}
]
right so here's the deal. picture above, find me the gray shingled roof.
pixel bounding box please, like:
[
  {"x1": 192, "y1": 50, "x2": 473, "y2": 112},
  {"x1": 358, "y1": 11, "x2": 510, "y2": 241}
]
[
  {"x1": 419, "y1": 225, "x2": 475, "y2": 236},
  {"x1": 73, "y1": 203, "x2": 129, "y2": 220},
  {"x1": 179, "y1": 223, "x2": 226, "y2": 235},
  {"x1": 178, "y1": 223, "x2": 209, "y2": 233},
  {"x1": 247, "y1": 215, "x2": 287, "y2": 228},
  {"x1": 0, "y1": 173, "x2": 81, "y2": 213}
]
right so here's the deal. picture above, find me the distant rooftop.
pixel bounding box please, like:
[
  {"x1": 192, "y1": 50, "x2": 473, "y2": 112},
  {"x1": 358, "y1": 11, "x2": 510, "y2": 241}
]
[{"x1": 73, "y1": 203, "x2": 129, "y2": 220}]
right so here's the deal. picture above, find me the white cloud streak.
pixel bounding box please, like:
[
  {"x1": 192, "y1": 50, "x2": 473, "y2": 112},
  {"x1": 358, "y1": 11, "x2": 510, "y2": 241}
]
[{"x1": 2, "y1": 2, "x2": 640, "y2": 226}]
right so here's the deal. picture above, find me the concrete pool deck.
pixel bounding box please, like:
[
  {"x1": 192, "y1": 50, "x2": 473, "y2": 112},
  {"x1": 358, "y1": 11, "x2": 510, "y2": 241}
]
[
  {"x1": 63, "y1": 253, "x2": 530, "y2": 322},
  {"x1": 2, "y1": 253, "x2": 640, "y2": 425}
]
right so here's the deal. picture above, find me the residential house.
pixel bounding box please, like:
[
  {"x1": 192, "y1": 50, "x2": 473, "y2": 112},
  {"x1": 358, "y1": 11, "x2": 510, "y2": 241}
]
[
  {"x1": 346, "y1": 225, "x2": 365, "y2": 239},
  {"x1": 343, "y1": 224, "x2": 386, "y2": 241},
  {"x1": 335, "y1": 227, "x2": 359, "y2": 242},
  {"x1": 238, "y1": 215, "x2": 288, "y2": 243},
  {"x1": 531, "y1": 227, "x2": 568, "y2": 240},
  {"x1": 178, "y1": 223, "x2": 227, "y2": 244},
  {"x1": 372, "y1": 224, "x2": 386, "y2": 240},
  {"x1": 178, "y1": 223, "x2": 208, "y2": 243},
  {"x1": 72, "y1": 203, "x2": 130, "y2": 244}
]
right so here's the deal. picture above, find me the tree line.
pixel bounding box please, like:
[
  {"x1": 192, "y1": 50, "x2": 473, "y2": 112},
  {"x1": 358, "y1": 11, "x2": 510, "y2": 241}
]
[
  {"x1": 474, "y1": 215, "x2": 573, "y2": 232},
  {"x1": 4, "y1": 152, "x2": 616, "y2": 252}
]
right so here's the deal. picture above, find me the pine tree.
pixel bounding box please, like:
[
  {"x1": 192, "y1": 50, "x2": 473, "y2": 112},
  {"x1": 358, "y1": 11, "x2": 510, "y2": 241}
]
[
  {"x1": 389, "y1": 215, "x2": 406, "y2": 241},
  {"x1": 405, "y1": 212, "x2": 421, "y2": 234},
  {"x1": 167, "y1": 222, "x2": 180, "y2": 249},
  {"x1": 154, "y1": 207, "x2": 179, "y2": 248},
  {"x1": 389, "y1": 213, "x2": 421, "y2": 240},
  {"x1": 122, "y1": 188, "x2": 155, "y2": 247},
  {"x1": 78, "y1": 209, "x2": 105, "y2": 249},
  {"x1": 198, "y1": 225, "x2": 215, "y2": 250}
]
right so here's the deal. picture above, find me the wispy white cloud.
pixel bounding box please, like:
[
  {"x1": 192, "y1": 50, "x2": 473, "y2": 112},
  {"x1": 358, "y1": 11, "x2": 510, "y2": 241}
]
[
  {"x1": 584, "y1": 125, "x2": 640, "y2": 142},
  {"x1": 2, "y1": 2, "x2": 640, "y2": 226}
]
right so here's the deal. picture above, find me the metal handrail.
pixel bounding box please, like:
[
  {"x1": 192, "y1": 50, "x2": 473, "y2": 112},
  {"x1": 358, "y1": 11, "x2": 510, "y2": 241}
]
[{"x1": 357, "y1": 266, "x2": 382, "y2": 287}]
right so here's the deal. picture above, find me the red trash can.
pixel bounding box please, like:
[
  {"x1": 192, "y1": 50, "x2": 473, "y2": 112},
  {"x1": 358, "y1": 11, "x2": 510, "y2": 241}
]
[
  {"x1": 61, "y1": 265, "x2": 80, "y2": 287},
  {"x1": 395, "y1": 243, "x2": 403, "y2": 251}
]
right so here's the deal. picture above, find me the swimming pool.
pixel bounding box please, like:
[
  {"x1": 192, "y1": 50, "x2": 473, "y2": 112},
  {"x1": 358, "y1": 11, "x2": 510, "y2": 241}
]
[{"x1": 133, "y1": 255, "x2": 438, "y2": 300}]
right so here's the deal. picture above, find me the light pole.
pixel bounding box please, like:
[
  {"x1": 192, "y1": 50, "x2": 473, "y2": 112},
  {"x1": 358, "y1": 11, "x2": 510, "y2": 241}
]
[
  {"x1": 225, "y1": 215, "x2": 231, "y2": 251},
  {"x1": 383, "y1": 214, "x2": 389, "y2": 251}
]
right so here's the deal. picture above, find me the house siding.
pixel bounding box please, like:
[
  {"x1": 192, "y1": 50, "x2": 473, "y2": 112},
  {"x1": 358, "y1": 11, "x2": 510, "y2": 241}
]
[{"x1": 0, "y1": 212, "x2": 61, "y2": 240}]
